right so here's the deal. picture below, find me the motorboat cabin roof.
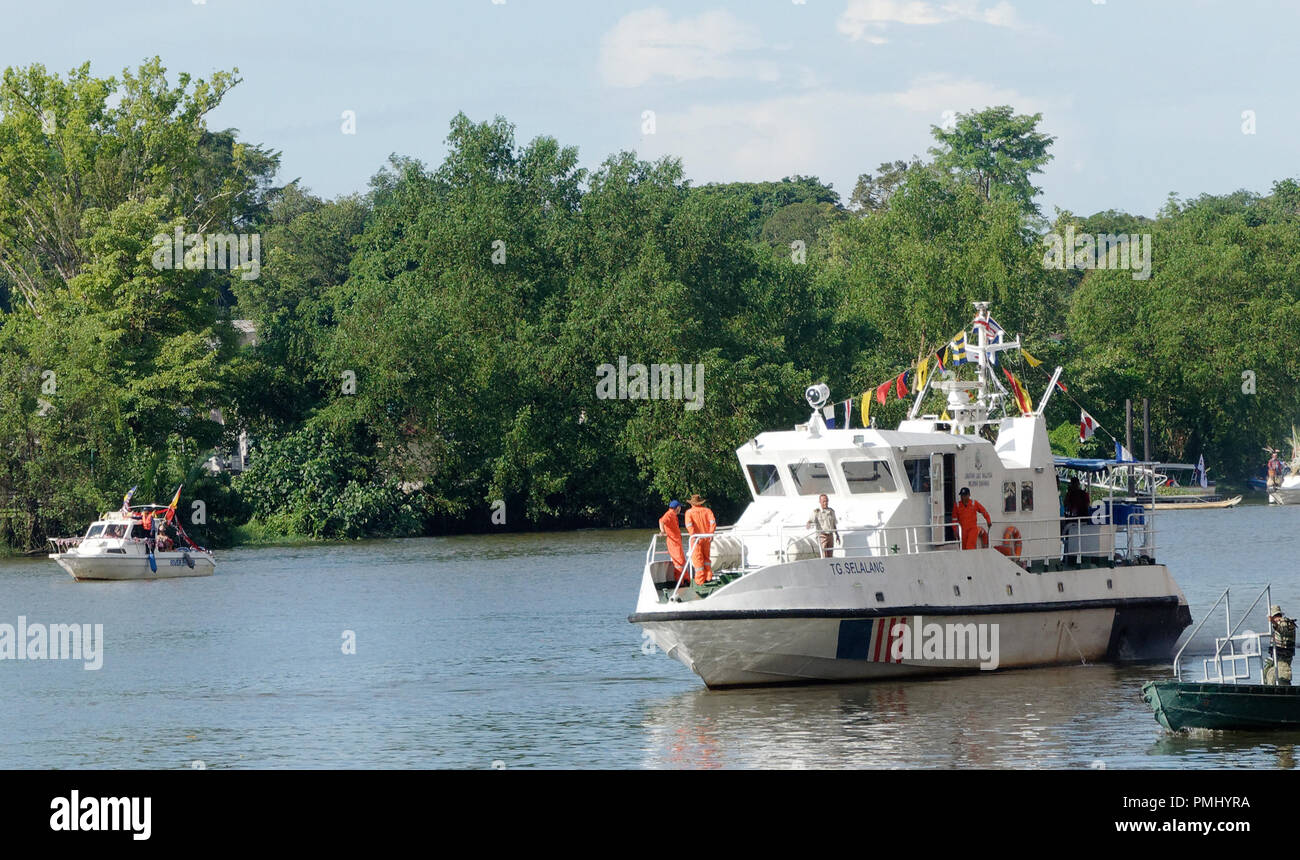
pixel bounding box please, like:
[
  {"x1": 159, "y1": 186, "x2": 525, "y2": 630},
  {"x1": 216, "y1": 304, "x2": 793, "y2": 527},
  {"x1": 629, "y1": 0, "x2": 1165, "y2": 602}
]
[{"x1": 737, "y1": 413, "x2": 1055, "y2": 504}]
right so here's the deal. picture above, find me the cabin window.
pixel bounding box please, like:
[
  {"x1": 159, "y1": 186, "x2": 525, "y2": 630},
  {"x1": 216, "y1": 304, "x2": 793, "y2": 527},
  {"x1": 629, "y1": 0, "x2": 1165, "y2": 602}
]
[
  {"x1": 788, "y1": 461, "x2": 835, "y2": 495},
  {"x1": 1003, "y1": 481, "x2": 1017, "y2": 513},
  {"x1": 842, "y1": 460, "x2": 897, "y2": 494},
  {"x1": 1021, "y1": 481, "x2": 1034, "y2": 512},
  {"x1": 104, "y1": 524, "x2": 126, "y2": 539},
  {"x1": 903, "y1": 459, "x2": 931, "y2": 494},
  {"x1": 746, "y1": 464, "x2": 785, "y2": 497},
  {"x1": 85, "y1": 524, "x2": 105, "y2": 538}
]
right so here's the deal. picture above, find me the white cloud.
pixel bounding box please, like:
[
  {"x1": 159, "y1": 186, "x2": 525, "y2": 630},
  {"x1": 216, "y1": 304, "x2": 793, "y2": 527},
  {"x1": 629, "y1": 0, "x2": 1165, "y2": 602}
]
[
  {"x1": 637, "y1": 76, "x2": 1045, "y2": 194},
  {"x1": 837, "y1": 0, "x2": 1019, "y2": 44},
  {"x1": 599, "y1": 8, "x2": 777, "y2": 88}
]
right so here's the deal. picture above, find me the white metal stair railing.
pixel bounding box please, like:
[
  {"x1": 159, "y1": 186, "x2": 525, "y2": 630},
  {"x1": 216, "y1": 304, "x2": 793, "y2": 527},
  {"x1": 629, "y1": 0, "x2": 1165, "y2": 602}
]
[
  {"x1": 1202, "y1": 633, "x2": 1266, "y2": 684},
  {"x1": 1174, "y1": 584, "x2": 1278, "y2": 682}
]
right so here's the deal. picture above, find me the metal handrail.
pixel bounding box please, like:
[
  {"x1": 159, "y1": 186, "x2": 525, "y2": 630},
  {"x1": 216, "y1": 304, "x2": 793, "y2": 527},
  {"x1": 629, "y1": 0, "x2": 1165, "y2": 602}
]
[
  {"x1": 1173, "y1": 588, "x2": 1228, "y2": 680},
  {"x1": 652, "y1": 509, "x2": 1159, "y2": 603},
  {"x1": 1174, "y1": 584, "x2": 1277, "y2": 682},
  {"x1": 670, "y1": 531, "x2": 718, "y2": 601},
  {"x1": 1202, "y1": 632, "x2": 1269, "y2": 684}
]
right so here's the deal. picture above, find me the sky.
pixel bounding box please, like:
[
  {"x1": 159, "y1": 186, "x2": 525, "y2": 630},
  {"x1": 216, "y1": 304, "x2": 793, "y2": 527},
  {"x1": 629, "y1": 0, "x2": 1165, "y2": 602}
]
[{"x1": 2, "y1": 0, "x2": 1295, "y2": 217}]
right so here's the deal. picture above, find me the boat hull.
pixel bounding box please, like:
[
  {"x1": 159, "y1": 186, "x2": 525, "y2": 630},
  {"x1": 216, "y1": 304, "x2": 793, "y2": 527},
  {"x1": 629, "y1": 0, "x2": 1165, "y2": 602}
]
[
  {"x1": 1269, "y1": 477, "x2": 1300, "y2": 504},
  {"x1": 1141, "y1": 680, "x2": 1300, "y2": 731},
  {"x1": 632, "y1": 552, "x2": 1190, "y2": 688},
  {"x1": 637, "y1": 604, "x2": 1188, "y2": 688},
  {"x1": 50, "y1": 551, "x2": 215, "y2": 581},
  {"x1": 1150, "y1": 495, "x2": 1241, "y2": 510}
]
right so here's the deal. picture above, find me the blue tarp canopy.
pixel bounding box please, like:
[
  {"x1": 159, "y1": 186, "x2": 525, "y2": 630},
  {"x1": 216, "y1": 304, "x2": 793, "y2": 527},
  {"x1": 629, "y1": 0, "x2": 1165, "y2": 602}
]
[{"x1": 1053, "y1": 456, "x2": 1119, "y2": 473}]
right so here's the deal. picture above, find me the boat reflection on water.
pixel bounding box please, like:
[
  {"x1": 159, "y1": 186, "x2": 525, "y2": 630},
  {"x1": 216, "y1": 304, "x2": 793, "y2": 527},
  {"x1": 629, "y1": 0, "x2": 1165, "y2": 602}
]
[{"x1": 636, "y1": 663, "x2": 1148, "y2": 769}]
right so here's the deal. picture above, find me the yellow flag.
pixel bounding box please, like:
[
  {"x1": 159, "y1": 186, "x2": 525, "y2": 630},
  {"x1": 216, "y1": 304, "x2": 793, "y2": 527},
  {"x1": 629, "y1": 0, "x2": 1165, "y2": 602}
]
[
  {"x1": 916, "y1": 357, "x2": 929, "y2": 392},
  {"x1": 1021, "y1": 348, "x2": 1042, "y2": 368},
  {"x1": 941, "y1": 409, "x2": 951, "y2": 422},
  {"x1": 861, "y1": 392, "x2": 870, "y2": 427}
]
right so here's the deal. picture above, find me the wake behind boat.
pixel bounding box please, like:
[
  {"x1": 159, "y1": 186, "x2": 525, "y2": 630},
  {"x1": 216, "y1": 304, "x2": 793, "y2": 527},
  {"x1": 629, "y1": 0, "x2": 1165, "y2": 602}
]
[
  {"x1": 631, "y1": 303, "x2": 1191, "y2": 688},
  {"x1": 47, "y1": 486, "x2": 215, "y2": 581}
]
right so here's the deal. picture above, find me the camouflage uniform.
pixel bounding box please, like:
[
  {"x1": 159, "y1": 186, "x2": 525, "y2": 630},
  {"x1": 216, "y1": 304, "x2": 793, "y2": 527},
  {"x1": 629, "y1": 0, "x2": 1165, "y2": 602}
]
[{"x1": 1264, "y1": 605, "x2": 1296, "y2": 686}]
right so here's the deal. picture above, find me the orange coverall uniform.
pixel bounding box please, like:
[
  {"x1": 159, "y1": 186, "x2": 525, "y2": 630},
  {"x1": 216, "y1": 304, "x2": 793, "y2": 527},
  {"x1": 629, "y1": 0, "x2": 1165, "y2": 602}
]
[
  {"x1": 685, "y1": 505, "x2": 716, "y2": 585},
  {"x1": 659, "y1": 507, "x2": 686, "y2": 581},
  {"x1": 954, "y1": 498, "x2": 991, "y2": 549}
]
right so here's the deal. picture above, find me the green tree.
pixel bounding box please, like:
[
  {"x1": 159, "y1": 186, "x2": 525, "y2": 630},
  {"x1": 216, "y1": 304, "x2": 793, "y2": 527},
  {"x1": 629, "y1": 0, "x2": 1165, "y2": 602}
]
[
  {"x1": 0, "y1": 58, "x2": 276, "y2": 310},
  {"x1": 929, "y1": 106, "x2": 1054, "y2": 214},
  {"x1": 850, "y1": 159, "x2": 913, "y2": 212}
]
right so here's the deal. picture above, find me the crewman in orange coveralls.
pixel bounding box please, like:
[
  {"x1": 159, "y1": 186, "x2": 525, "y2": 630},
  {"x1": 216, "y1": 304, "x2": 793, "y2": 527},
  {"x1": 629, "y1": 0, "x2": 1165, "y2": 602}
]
[
  {"x1": 953, "y1": 487, "x2": 992, "y2": 549},
  {"x1": 684, "y1": 494, "x2": 716, "y2": 585},
  {"x1": 659, "y1": 500, "x2": 686, "y2": 584}
]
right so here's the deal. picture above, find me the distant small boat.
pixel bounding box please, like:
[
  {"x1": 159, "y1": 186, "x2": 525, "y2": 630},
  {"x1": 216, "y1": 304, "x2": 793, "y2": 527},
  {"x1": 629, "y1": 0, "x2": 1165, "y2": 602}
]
[
  {"x1": 1142, "y1": 585, "x2": 1300, "y2": 732},
  {"x1": 1269, "y1": 477, "x2": 1300, "y2": 506},
  {"x1": 47, "y1": 492, "x2": 215, "y2": 581},
  {"x1": 1148, "y1": 494, "x2": 1241, "y2": 511},
  {"x1": 1266, "y1": 428, "x2": 1300, "y2": 504}
]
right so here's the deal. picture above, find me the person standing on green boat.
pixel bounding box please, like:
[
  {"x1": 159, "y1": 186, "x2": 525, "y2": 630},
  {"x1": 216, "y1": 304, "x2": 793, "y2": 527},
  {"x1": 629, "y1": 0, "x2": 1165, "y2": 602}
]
[{"x1": 1264, "y1": 605, "x2": 1296, "y2": 686}]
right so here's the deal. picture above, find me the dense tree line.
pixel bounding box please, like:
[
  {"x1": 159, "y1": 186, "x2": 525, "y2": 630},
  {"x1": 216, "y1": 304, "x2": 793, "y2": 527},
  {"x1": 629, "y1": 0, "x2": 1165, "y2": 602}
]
[{"x1": 1, "y1": 59, "x2": 1296, "y2": 549}]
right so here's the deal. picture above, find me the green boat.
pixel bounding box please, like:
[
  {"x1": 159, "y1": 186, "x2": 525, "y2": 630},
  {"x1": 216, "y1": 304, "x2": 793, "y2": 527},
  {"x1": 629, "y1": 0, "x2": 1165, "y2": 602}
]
[
  {"x1": 1142, "y1": 680, "x2": 1300, "y2": 731},
  {"x1": 1141, "y1": 585, "x2": 1300, "y2": 732}
]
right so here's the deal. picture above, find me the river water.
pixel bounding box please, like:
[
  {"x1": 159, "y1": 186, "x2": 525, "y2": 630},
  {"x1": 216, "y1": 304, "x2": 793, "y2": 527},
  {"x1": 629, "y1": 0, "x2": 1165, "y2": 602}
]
[{"x1": 1, "y1": 499, "x2": 1297, "y2": 769}]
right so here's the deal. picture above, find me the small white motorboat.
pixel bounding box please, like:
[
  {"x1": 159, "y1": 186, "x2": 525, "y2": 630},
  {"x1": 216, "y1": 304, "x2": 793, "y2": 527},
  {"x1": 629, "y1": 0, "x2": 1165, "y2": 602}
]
[{"x1": 48, "y1": 500, "x2": 215, "y2": 581}]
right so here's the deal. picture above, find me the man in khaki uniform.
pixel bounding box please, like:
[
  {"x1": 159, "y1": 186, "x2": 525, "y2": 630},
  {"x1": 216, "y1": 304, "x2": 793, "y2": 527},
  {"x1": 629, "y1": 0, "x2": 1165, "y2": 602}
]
[
  {"x1": 1264, "y1": 605, "x2": 1296, "y2": 686},
  {"x1": 807, "y1": 493, "x2": 838, "y2": 558}
]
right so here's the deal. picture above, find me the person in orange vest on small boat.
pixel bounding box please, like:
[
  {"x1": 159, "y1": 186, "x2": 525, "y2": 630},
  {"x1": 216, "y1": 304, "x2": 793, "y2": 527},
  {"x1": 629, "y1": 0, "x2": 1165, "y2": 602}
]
[
  {"x1": 141, "y1": 509, "x2": 156, "y2": 553},
  {"x1": 684, "y1": 494, "x2": 716, "y2": 585},
  {"x1": 953, "y1": 487, "x2": 991, "y2": 550},
  {"x1": 659, "y1": 500, "x2": 686, "y2": 584}
]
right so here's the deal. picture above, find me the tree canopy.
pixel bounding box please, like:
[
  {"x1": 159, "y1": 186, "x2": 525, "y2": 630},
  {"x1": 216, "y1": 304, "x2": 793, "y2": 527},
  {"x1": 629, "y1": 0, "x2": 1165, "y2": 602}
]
[{"x1": 0, "y1": 60, "x2": 1295, "y2": 550}]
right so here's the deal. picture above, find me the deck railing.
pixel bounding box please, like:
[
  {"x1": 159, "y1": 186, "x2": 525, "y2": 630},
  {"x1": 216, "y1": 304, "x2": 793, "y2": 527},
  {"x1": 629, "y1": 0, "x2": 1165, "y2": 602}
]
[{"x1": 650, "y1": 508, "x2": 1157, "y2": 600}]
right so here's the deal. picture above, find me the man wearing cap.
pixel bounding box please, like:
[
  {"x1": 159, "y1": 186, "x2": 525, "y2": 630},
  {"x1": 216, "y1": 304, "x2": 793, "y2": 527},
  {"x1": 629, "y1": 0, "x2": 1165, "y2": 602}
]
[
  {"x1": 684, "y1": 494, "x2": 716, "y2": 585},
  {"x1": 1264, "y1": 605, "x2": 1296, "y2": 685},
  {"x1": 658, "y1": 500, "x2": 686, "y2": 584},
  {"x1": 806, "y1": 493, "x2": 838, "y2": 558},
  {"x1": 953, "y1": 487, "x2": 992, "y2": 550}
]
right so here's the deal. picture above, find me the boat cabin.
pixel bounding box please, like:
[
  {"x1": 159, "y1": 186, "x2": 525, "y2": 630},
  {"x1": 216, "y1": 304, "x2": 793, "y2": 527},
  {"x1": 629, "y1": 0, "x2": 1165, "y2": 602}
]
[
  {"x1": 77, "y1": 508, "x2": 178, "y2": 553},
  {"x1": 727, "y1": 411, "x2": 1061, "y2": 568}
]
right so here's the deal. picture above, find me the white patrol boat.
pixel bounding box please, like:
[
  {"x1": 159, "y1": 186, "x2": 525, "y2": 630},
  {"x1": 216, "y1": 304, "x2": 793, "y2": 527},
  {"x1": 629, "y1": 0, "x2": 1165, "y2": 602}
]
[
  {"x1": 631, "y1": 303, "x2": 1192, "y2": 688},
  {"x1": 48, "y1": 502, "x2": 215, "y2": 581}
]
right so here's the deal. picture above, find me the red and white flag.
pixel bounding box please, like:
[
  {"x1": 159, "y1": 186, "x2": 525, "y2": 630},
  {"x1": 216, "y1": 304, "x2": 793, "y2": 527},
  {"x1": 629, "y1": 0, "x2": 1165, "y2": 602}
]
[
  {"x1": 843, "y1": 398, "x2": 853, "y2": 429},
  {"x1": 1079, "y1": 409, "x2": 1100, "y2": 443}
]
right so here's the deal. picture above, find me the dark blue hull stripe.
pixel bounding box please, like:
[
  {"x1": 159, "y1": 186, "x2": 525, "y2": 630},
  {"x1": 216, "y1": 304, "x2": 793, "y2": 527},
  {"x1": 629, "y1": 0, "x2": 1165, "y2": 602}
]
[{"x1": 628, "y1": 594, "x2": 1182, "y2": 625}]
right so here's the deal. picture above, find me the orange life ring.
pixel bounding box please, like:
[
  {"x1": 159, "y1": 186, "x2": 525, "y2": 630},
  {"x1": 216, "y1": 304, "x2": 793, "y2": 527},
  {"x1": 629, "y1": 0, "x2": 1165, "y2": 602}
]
[
  {"x1": 997, "y1": 526, "x2": 1022, "y2": 558},
  {"x1": 976, "y1": 526, "x2": 989, "y2": 548}
]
